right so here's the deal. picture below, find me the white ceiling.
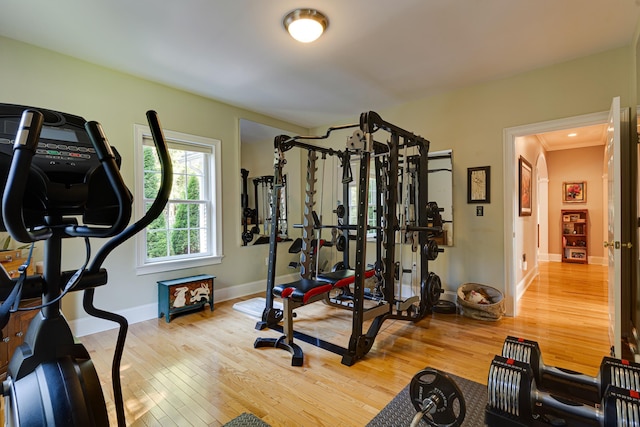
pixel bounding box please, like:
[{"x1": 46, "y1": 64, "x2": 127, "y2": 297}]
[
  {"x1": 1, "y1": 0, "x2": 639, "y2": 134},
  {"x1": 537, "y1": 123, "x2": 608, "y2": 151}
]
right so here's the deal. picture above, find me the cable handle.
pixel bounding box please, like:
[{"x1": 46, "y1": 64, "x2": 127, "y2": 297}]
[
  {"x1": 64, "y1": 120, "x2": 133, "y2": 238},
  {"x1": 1, "y1": 109, "x2": 53, "y2": 243}
]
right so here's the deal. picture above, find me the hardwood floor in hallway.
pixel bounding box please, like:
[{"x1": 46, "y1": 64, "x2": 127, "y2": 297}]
[{"x1": 77, "y1": 261, "x2": 609, "y2": 426}]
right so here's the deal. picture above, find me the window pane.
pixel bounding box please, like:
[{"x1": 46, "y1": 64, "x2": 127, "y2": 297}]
[
  {"x1": 146, "y1": 230, "x2": 168, "y2": 259},
  {"x1": 170, "y1": 148, "x2": 186, "y2": 174},
  {"x1": 188, "y1": 203, "x2": 200, "y2": 227},
  {"x1": 186, "y1": 176, "x2": 202, "y2": 201},
  {"x1": 189, "y1": 229, "x2": 201, "y2": 253},
  {"x1": 147, "y1": 207, "x2": 168, "y2": 231},
  {"x1": 171, "y1": 174, "x2": 186, "y2": 200},
  {"x1": 170, "y1": 229, "x2": 188, "y2": 256},
  {"x1": 187, "y1": 153, "x2": 204, "y2": 176}
]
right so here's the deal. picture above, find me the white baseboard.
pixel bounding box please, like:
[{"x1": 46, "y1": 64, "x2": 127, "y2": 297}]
[
  {"x1": 516, "y1": 264, "x2": 539, "y2": 300},
  {"x1": 70, "y1": 272, "x2": 299, "y2": 337},
  {"x1": 548, "y1": 254, "x2": 562, "y2": 262}
]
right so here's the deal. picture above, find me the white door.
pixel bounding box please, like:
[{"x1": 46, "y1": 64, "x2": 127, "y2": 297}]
[{"x1": 607, "y1": 96, "x2": 622, "y2": 358}]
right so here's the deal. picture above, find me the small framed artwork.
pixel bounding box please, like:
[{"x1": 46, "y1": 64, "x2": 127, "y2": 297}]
[
  {"x1": 563, "y1": 182, "x2": 586, "y2": 203},
  {"x1": 467, "y1": 166, "x2": 490, "y2": 203},
  {"x1": 518, "y1": 156, "x2": 532, "y2": 216}
]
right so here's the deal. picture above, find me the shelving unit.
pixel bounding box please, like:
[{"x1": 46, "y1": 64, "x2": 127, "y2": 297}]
[{"x1": 561, "y1": 209, "x2": 588, "y2": 264}]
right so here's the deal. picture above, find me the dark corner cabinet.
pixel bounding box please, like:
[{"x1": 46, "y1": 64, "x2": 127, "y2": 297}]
[{"x1": 561, "y1": 209, "x2": 588, "y2": 264}]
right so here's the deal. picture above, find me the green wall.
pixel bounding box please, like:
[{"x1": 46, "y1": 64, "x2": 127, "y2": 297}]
[
  {"x1": 0, "y1": 36, "x2": 308, "y2": 324},
  {"x1": 0, "y1": 34, "x2": 634, "y2": 325},
  {"x1": 311, "y1": 46, "x2": 632, "y2": 302}
]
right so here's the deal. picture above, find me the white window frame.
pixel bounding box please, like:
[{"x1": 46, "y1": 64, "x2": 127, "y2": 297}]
[{"x1": 134, "y1": 124, "x2": 223, "y2": 275}]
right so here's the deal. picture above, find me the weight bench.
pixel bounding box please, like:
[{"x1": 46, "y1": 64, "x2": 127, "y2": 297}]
[{"x1": 254, "y1": 269, "x2": 375, "y2": 366}]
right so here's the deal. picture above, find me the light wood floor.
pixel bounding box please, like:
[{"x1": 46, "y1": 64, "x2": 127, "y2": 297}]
[{"x1": 80, "y1": 261, "x2": 610, "y2": 426}]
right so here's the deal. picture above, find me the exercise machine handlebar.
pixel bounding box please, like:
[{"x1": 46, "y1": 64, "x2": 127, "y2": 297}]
[
  {"x1": 1, "y1": 110, "x2": 51, "y2": 243},
  {"x1": 88, "y1": 110, "x2": 172, "y2": 273},
  {"x1": 64, "y1": 120, "x2": 133, "y2": 238}
]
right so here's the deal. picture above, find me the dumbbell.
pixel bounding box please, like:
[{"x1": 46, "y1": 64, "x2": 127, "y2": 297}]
[
  {"x1": 409, "y1": 368, "x2": 465, "y2": 427},
  {"x1": 502, "y1": 336, "x2": 640, "y2": 403},
  {"x1": 486, "y1": 355, "x2": 640, "y2": 426}
]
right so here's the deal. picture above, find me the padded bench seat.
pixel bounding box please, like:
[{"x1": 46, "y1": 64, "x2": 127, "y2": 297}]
[
  {"x1": 275, "y1": 270, "x2": 376, "y2": 305},
  {"x1": 274, "y1": 279, "x2": 333, "y2": 304},
  {"x1": 316, "y1": 269, "x2": 355, "y2": 283}
]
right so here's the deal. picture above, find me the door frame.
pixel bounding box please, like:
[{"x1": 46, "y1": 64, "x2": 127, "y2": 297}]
[{"x1": 503, "y1": 110, "x2": 610, "y2": 317}]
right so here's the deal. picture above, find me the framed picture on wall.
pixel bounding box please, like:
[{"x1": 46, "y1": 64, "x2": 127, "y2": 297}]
[
  {"x1": 519, "y1": 156, "x2": 532, "y2": 216},
  {"x1": 467, "y1": 166, "x2": 490, "y2": 203},
  {"x1": 563, "y1": 181, "x2": 586, "y2": 203}
]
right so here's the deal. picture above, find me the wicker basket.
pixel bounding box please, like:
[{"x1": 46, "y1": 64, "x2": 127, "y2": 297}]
[{"x1": 456, "y1": 283, "x2": 505, "y2": 321}]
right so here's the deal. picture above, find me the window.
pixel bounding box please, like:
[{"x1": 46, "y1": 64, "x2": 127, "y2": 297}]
[{"x1": 134, "y1": 125, "x2": 222, "y2": 275}]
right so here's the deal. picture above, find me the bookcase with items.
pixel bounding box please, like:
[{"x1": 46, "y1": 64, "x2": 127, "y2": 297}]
[{"x1": 561, "y1": 209, "x2": 588, "y2": 264}]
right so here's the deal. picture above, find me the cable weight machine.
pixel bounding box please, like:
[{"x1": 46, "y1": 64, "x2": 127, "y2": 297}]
[
  {"x1": 0, "y1": 103, "x2": 172, "y2": 426},
  {"x1": 255, "y1": 111, "x2": 446, "y2": 366}
]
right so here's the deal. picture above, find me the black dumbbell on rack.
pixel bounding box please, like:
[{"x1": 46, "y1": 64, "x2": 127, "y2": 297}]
[
  {"x1": 486, "y1": 355, "x2": 640, "y2": 427},
  {"x1": 502, "y1": 336, "x2": 640, "y2": 404}
]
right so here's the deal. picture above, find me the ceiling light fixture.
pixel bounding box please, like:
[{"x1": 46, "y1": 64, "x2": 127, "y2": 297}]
[
  {"x1": 568, "y1": 133, "x2": 577, "y2": 137},
  {"x1": 283, "y1": 8, "x2": 329, "y2": 43}
]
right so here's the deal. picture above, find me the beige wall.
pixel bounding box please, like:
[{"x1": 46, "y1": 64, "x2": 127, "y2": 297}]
[
  {"x1": 547, "y1": 146, "x2": 605, "y2": 261},
  {"x1": 0, "y1": 34, "x2": 634, "y2": 324}
]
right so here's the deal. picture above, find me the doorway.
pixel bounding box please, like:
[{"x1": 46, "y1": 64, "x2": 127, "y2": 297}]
[{"x1": 503, "y1": 110, "x2": 610, "y2": 317}]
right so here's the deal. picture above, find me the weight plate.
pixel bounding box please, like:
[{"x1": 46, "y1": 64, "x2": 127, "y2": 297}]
[
  {"x1": 432, "y1": 300, "x2": 456, "y2": 314},
  {"x1": 242, "y1": 231, "x2": 254, "y2": 244},
  {"x1": 427, "y1": 273, "x2": 442, "y2": 306},
  {"x1": 409, "y1": 368, "x2": 466, "y2": 427},
  {"x1": 424, "y1": 240, "x2": 440, "y2": 261}
]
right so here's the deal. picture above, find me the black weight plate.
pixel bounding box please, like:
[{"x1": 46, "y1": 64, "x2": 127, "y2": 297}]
[
  {"x1": 410, "y1": 368, "x2": 466, "y2": 427},
  {"x1": 427, "y1": 273, "x2": 442, "y2": 306},
  {"x1": 242, "y1": 231, "x2": 254, "y2": 243},
  {"x1": 432, "y1": 300, "x2": 456, "y2": 314}
]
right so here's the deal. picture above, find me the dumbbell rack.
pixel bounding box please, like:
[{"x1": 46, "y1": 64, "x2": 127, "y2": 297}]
[{"x1": 486, "y1": 337, "x2": 640, "y2": 426}]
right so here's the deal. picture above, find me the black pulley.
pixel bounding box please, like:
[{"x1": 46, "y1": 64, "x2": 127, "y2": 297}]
[
  {"x1": 331, "y1": 261, "x2": 346, "y2": 272},
  {"x1": 336, "y1": 235, "x2": 347, "y2": 252},
  {"x1": 409, "y1": 368, "x2": 465, "y2": 427},
  {"x1": 334, "y1": 204, "x2": 346, "y2": 219}
]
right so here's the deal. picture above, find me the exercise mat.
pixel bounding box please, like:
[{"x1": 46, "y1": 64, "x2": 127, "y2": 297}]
[
  {"x1": 222, "y1": 412, "x2": 271, "y2": 427},
  {"x1": 367, "y1": 371, "x2": 487, "y2": 427}
]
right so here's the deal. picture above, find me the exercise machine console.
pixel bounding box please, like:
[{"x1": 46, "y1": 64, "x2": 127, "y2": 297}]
[{"x1": 0, "y1": 103, "x2": 172, "y2": 426}]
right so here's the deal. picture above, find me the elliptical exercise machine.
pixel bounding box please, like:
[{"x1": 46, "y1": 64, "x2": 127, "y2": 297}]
[{"x1": 0, "y1": 103, "x2": 172, "y2": 426}]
